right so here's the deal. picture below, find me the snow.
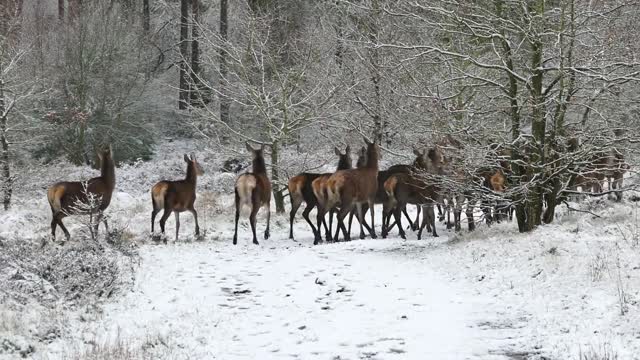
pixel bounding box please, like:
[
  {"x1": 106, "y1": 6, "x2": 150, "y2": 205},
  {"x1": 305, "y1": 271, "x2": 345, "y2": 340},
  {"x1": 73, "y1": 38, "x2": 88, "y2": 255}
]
[{"x1": 1, "y1": 140, "x2": 639, "y2": 359}]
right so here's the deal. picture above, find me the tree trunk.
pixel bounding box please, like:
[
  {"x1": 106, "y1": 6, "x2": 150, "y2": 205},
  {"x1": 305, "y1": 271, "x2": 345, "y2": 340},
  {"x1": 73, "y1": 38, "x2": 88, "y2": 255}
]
[
  {"x1": 142, "y1": 0, "x2": 149, "y2": 32},
  {"x1": 370, "y1": 0, "x2": 383, "y2": 145},
  {"x1": 58, "y1": 0, "x2": 65, "y2": 21},
  {"x1": 219, "y1": 0, "x2": 230, "y2": 124},
  {"x1": 69, "y1": 0, "x2": 81, "y2": 21},
  {"x1": 528, "y1": 0, "x2": 546, "y2": 230},
  {"x1": 190, "y1": 0, "x2": 201, "y2": 106},
  {"x1": 270, "y1": 142, "x2": 285, "y2": 213},
  {"x1": 0, "y1": 79, "x2": 11, "y2": 210},
  {"x1": 178, "y1": 0, "x2": 190, "y2": 110}
]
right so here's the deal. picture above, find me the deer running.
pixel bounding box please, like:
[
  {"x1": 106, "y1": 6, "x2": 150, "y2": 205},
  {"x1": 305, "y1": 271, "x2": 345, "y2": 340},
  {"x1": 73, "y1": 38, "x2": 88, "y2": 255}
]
[
  {"x1": 151, "y1": 153, "x2": 204, "y2": 242},
  {"x1": 47, "y1": 145, "x2": 115, "y2": 243},
  {"x1": 233, "y1": 143, "x2": 271, "y2": 245}
]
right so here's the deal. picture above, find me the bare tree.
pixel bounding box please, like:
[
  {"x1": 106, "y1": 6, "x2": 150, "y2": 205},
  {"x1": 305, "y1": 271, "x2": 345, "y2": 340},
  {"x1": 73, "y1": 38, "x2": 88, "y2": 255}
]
[{"x1": 178, "y1": 0, "x2": 190, "y2": 109}]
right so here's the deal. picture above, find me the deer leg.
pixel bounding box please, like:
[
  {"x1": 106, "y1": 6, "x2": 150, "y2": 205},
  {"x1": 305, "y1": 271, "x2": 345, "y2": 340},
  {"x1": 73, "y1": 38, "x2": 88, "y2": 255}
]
[
  {"x1": 159, "y1": 209, "x2": 172, "y2": 243},
  {"x1": 336, "y1": 206, "x2": 351, "y2": 241},
  {"x1": 173, "y1": 212, "x2": 181, "y2": 242},
  {"x1": 233, "y1": 189, "x2": 241, "y2": 245},
  {"x1": 355, "y1": 203, "x2": 366, "y2": 240},
  {"x1": 301, "y1": 205, "x2": 318, "y2": 240},
  {"x1": 151, "y1": 203, "x2": 160, "y2": 233},
  {"x1": 417, "y1": 205, "x2": 427, "y2": 240},
  {"x1": 249, "y1": 190, "x2": 260, "y2": 245},
  {"x1": 314, "y1": 206, "x2": 326, "y2": 245},
  {"x1": 288, "y1": 198, "x2": 301, "y2": 240},
  {"x1": 50, "y1": 217, "x2": 57, "y2": 241},
  {"x1": 427, "y1": 204, "x2": 438, "y2": 237},
  {"x1": 249, "y1": 205, "x2": 259, "y2": 245},
  {"x1": 328, "y1": 209, "x2": 334, "y2": 241},
  {"x1": 326, "y1": 209, "x2": 334, "y2": 242},
  {"x1": 394, "y1": 205, "x2": 406, "y2": 239},
  {"x1": 53, "y1": 213, "x2": 70, "y2": 243},
  {"x1": 347, "y1": 209, "x2": 354, "y2": 241},
  {"x1": 190, "y1": 208, "x2": 200, "y2": 237},
  {"x1": 368, "y1": 199, "x2": 377, "y2": 239},
  {"x1": 264, "y1": 204, "x2": 271, "y2": 240},
  {"x1": 412, "y1": 205, "x2": 421, "y2": 231},
  {"x1": 466, "y1": 197, "x2": 475, "y2": 232}
]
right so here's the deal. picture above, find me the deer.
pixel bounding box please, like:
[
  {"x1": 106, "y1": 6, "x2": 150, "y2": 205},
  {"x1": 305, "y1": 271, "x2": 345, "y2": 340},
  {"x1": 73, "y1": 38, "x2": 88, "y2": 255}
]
[
  {"x1": 312, "y1": 146, "x2": 370, "y2": 244},
  {"x1": 383, "y1": 171, "x2": 441, "y2": 240},
  {"x1": 233, "y1": 142, "x2": 271, "y2": 245},
  {"x1": 323, "y1": 137, "x2": 380, "y2": 242},
  {"x1": 288, "y1": 146, "x2": 352, "y2": 242},
  {"x1": 381, "y1": 147, "x2": 445, "y2": 239},
  {"x1": 151, "y1": 153, "x2": 204, "y2": 242},
  {"x1": 47, "y1": 145, "x2": 115, "y2": 243}
]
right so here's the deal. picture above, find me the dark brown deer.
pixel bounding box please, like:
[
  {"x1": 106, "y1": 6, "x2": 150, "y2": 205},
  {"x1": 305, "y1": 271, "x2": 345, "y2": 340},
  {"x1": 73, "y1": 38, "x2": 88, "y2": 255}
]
[
  {"x1": 324, "y1": 138, "x2": 380, "y2": 241},
  {"x1": 288, "y1": 146, "x2": 352, "y2": 242},
  {"x1": 151, "y1": 153, "x2": 204, "y2": 242},
  {"x1": 47, "y1": 145, "x2": 115, "y2": 243},
  {"x1": 382, "y1": 147, "x2": 445, "y2": 239},
  {"x1": 233, "y1": 143, "x2": 271, "y2": 245},
  {"x1": 383, "y1": 171, "x2": 441, "y2": 240}
]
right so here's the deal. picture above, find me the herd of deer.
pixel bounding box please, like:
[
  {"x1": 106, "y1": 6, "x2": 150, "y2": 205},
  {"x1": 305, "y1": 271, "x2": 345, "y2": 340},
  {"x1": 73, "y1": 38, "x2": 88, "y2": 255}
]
[{"x1": 45, "y1": 137, "x2": 629, "y2": 245}]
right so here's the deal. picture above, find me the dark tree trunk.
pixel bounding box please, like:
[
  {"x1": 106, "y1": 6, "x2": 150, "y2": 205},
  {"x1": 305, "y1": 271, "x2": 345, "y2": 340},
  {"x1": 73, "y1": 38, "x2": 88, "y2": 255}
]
[
  {"x1": 190, "y1": 0, "x2": 201, "y2": 106},
  {"x1": 0, "y1": 79, "x2": 11, "y2": 210},
  {"x1": 142, "y1": 0, "x2": 150, "y2": 32},
  {"x1": 270, "y1": 142, "x2": 285, "y2": 213},
  {"x1": 219, "y1": 0, "x2": 230, "y2": 124},
  {"x1": 178, "y1": 0, "x2": 190, "y2": 110},
  {"x1": 58, "y1": 0, "x2": 65, "y2": 21}
]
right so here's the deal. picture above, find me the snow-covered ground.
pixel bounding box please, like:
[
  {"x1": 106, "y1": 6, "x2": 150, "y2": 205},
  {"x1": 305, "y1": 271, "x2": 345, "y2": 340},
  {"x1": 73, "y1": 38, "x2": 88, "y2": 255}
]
[{"x1": 1, "y1": 140, "x2": 639, "y2": 359}]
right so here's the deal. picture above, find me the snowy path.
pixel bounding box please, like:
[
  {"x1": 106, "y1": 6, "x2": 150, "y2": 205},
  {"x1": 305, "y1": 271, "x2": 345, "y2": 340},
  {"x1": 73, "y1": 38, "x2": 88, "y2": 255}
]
[{"x1": 69, "y1": 237, "x2": 514, "y2": 359}]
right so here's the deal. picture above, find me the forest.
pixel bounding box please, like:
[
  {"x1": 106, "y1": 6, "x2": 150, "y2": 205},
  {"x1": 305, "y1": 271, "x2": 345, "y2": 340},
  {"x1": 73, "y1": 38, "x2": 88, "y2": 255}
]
[{"x1": 1, "y1": 0, "x2": 639, "y2": 359}]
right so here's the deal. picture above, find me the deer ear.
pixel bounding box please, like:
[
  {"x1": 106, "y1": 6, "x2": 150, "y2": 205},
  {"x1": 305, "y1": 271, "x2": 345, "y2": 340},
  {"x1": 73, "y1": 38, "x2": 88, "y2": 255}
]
[
  {"x1": 260, "y1": 143, "x2": 265, "y2": 151},
  {"x1": 184, "y1": 153, "x2": 190, "y2": 162},
  {"x1": 190, "y1": 152, "x2": 196, "y2": 161},
  {"x1": 334, "y1": 147, "x2": 341, "y2": 156},
  {"x1": 245, "y1": 142, "x2": 254, "y2": 153},
  {"x1": 413, "y1": 147, "x2": 421, "y2": 157},
  {"x1": 363, "y1": 136, "x2": 371, "y2": 145},
  {"x1": 345, "y1": 145, "x2": 351, "y2": 154},
  {"x1": 108, "y1": 144, "x2": 113, "y2": 157}
]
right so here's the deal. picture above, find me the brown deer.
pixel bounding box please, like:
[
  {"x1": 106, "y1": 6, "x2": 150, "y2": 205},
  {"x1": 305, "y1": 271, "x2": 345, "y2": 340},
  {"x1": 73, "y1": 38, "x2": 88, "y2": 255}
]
[
  {"x1": 324, "y1": 137, "x2": 380, "y2": 241},
  {"x1": 382, "y1": 147, "x2": 445, "y2": 239},
  {"x1": 312, "y1": 146, "x2": 369, "y2": 244},
  {"x1": 47, "y1": 145, "x2": 115, "y2": 243},
  {"x1": 383, "y1": 171, "x2": 441, "y2": 240},
  {"x1": 151, "y1": 153, "x2": 204, "y2": 242},
  {"x1": 233, "y1": 143, "x2": 271, "y2": 245},
  {"x1": 288, "y1": 146, "x2": 352, "y2": 242}
]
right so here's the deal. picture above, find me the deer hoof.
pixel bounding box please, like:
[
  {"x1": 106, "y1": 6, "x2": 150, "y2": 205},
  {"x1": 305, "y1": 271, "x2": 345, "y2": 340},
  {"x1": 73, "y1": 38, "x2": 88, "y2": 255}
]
[
  {"x1": 264, "y1": 231, "x2": 270, "y2": 240},
  {"x1": 360, "y1": 233, "x2": 366, "y2": 240},
  {"x1": 433, "y1": 233, "x2": 439, "y2": 238},
  {"x1": 400, "y1": 234, "x2": 406, "y2": 240},
  {"x1": 253, "y1": 240, "x2": 260, "y2": 245}
]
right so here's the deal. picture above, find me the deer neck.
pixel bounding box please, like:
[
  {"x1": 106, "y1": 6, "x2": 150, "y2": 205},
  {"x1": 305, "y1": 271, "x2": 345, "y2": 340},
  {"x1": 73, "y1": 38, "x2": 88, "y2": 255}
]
[
  {"x1": 101, "y1": 158, "x2": 116, "y2": 189},
  {"x1": 253, "y1": 156, "x2": 267, "y2": 175},
  {"x1": 337, "y1": 158, "x2": 352, "y2": 171},
  {"x1": 185, "y1": 162, "x2": 198, "y2": 185}
]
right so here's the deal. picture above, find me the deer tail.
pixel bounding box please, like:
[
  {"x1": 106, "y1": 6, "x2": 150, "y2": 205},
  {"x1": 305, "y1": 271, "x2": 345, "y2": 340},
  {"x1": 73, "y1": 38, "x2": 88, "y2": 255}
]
[
  {"x1": 326, "y1": 177, "x2": 340, "y2": 208},
  {"x1": 47, "y1": 184, "x2": 64, "y2": 214},
  {"x1": 288, "y1": 175, "x2": 304, "y2": 206},
  {"x1": 384, "y1": 176, "x2": 398, "y2": 205},
  {"x1": 151, "y1": 182, "x2": 168, "y2": 210},
  {"x1": 236, "y1": 174, "x2": 257, "y2": 208}
]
